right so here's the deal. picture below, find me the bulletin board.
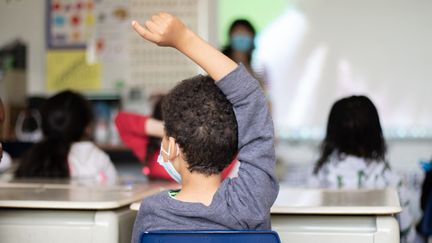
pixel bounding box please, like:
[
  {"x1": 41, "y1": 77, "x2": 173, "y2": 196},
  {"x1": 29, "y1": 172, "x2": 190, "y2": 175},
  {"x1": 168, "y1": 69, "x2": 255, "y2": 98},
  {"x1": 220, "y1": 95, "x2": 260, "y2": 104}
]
[
  {"x1": 46, "y1": 50, "x2": 101, "y2": 91},
  {"x1": 45, "y1": 0, "x2": 100, "y2": 91},
  {"x1": 45, "y1": 0, "x2": 215, "y2": 94},
  {"x1": 92, "y1": 0, "x2": 130, "y2": 91},
  {"x1": 46, "y1": 0, "x2": 95, "y2": 49}
]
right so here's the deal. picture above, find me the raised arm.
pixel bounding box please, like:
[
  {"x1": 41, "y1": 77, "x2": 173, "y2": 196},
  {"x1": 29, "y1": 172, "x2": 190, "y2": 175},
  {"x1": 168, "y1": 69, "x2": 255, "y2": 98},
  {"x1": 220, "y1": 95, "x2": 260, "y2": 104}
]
[
  {"x1": 132, "y1": 13, "x2": 279, "y2": 226},
  {"x1": 132, "y1": 13, "x2": 237, "y2": 81}
]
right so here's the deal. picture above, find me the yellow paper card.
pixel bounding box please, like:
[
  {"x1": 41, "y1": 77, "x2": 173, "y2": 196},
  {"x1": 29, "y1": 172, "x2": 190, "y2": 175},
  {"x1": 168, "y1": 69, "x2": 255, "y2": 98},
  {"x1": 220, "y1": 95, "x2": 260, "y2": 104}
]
[{"x1": 46, "y1": 50, "x2": 101, "y2": 91}]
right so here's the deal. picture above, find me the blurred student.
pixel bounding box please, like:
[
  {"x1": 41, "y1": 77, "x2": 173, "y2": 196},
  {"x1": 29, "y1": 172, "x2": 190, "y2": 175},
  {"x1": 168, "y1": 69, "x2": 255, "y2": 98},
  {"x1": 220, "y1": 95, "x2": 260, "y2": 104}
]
[
  {"x1": 310, "y1": 95, "x2": 416, "y2": 242},
  {"x1": 115, "y1": 96, "x2": 169, "y2": 180},
  {"x1": 131, "y1": 13, "x2": 278, "y2": 240},
  {"x1": 15, "y1": 91, "x2": 117, "y2": 183},
  {"x1": 115, "y1": 96, "x2": 239, "y2": 182},
  {"x1": 0, "y1": 97, "x2": 4, "y2": 161},
  {"x1": 0, "y1": 97, "x2": 12, "y2": 172}
]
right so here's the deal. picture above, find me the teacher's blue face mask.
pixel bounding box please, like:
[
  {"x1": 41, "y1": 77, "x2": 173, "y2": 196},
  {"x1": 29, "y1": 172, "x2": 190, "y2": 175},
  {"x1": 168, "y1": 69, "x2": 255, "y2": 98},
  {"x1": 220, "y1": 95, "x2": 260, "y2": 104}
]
[
  {"x1": 231, "y1": 34, "x2": 253, "y2": 52},
  {"x1": 157, "y1": 142, "x2": 182, "y2": 184}
]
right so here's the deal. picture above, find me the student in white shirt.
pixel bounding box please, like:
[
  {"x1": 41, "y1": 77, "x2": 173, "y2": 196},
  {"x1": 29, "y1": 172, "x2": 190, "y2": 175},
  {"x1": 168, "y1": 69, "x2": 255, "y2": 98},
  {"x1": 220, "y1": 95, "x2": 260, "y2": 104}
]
[
  {"x1": 0, "y1": 97, "x2": 12, "y2": 173},
  {"x1": 310, "y1": 95, "x2": 417, "y2": 243},
  {"x1": 0, "y1": 151, "x2": 12, "y2": 172},
  {"x1": 15, "y1": 91, "x2": 117, "y2": 183}
]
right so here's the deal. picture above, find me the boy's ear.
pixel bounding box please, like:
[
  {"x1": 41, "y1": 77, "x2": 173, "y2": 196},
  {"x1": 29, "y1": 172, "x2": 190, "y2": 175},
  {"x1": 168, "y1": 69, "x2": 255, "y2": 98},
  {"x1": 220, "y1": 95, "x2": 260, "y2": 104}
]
[{"x1": 168, "y1": 137, "x2": 179, "y2": 160}]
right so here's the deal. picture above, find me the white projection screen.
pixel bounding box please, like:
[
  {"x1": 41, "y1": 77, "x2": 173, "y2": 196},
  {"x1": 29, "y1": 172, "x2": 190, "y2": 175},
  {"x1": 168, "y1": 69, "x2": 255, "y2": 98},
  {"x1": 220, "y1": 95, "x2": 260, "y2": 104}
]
[{"x1": 255, "y1": 0, "x2": 432, "y2": 139}]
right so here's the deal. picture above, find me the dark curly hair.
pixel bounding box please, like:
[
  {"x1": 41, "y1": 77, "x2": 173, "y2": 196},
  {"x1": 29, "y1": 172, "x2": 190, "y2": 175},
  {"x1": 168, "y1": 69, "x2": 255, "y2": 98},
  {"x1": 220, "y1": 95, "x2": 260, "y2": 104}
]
[
  {"x1": 314, "y1": 95, "x2": 387, "y2": 174},
  {"x1": 162, "y1": 75, "x2": 238, "y2": 175}
]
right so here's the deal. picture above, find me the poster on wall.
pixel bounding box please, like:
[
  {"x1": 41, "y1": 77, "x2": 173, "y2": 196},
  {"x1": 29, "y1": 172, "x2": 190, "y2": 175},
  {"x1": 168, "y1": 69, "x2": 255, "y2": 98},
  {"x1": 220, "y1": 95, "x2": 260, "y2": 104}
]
[
  {"x1": 46, "y1": 50, "x2": 101, "y2": 91},
  {"x1": 93, "y1": 0, "x2": 129, "y2": 62},
  {"x1": 46, "y1": 0, "x2": 101, "y2": 91},
  {"x1": 46, "y1": 0, "x2": 95, "y2": 48},
  {"x1": 45, "y1": 0, "x2": 209, "y2": 93},
  {"x1": 46, "y1": 0, "x2": 130, "y2": 91},
  {"x1": 91, "y1": 0, "x2": 131, "y2": 89}
]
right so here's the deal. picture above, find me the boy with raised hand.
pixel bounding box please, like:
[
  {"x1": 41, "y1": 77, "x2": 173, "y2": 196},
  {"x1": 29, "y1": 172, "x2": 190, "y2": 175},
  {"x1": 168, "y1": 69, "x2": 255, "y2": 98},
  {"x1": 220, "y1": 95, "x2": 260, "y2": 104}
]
[{"x1": 131, "y1": 13, "x2": 279, "y2": 242}]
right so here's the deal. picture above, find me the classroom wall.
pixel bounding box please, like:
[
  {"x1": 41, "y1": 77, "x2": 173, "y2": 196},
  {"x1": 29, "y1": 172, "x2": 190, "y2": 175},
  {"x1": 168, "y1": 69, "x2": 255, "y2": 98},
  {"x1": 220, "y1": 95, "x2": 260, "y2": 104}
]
[
  {"x1": 279, "y1": 139, "x2": 432, "y2": 172},
  {"x1": 0, "y1": 0, "x2": 45, "y2": 95},
  {"x1": 218, "y1": 0, "x2": 288, "y2": 46},
  {"x1": 255, "y1": 0, "x2": 432, "y2": 132},
  {"x1": 0, "y1": 0, "x2": 218, "y2": 96}
]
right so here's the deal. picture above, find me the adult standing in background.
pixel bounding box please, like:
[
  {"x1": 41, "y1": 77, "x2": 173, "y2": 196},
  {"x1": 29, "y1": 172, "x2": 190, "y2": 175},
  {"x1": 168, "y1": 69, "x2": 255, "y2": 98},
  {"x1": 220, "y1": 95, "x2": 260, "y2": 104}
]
[
  {"x1": 222, "y1": 19, "x2": 256, "y2": 72},
  {"x1": 222, "y1": 19, "x2": 269, "y2": 95}
]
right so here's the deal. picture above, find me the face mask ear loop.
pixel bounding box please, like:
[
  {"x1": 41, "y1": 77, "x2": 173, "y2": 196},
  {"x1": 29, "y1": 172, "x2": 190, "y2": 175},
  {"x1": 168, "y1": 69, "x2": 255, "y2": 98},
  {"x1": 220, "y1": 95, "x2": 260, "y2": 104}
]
[
  {"x1": 160, "y1": 141, "x2": 170, "y2": 156},
  {"x1": 176, "y1": 144, "x2": 180, "y2": 156}
]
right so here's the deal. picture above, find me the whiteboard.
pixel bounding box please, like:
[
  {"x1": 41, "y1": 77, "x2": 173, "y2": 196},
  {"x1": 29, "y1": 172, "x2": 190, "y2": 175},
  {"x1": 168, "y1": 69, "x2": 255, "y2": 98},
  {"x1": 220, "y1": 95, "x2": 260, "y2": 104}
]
[{"x1": 255, "y1": 0, "x2": 432, "y2": 139}]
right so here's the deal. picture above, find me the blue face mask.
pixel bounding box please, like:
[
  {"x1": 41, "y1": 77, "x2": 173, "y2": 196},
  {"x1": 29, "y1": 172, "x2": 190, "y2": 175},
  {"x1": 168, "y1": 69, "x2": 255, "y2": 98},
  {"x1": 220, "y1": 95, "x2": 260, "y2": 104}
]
[
  {"x1": 231, "y1": 35, "x2": 253, "y2": 52},
  {"x1": 157, "y1": 142, "x2": 182, "y2": 184}
]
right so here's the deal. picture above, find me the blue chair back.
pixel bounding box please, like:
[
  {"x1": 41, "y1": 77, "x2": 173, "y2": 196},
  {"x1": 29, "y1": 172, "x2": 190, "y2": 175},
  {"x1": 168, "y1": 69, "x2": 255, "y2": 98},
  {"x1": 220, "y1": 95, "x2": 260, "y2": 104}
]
[{"x1": 141, "y1": 230, "x2": 281, "y2": 243}]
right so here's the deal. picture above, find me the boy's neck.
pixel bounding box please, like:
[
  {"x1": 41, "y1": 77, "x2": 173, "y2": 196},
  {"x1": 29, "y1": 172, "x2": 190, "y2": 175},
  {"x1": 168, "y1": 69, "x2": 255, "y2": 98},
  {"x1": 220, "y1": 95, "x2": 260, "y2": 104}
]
[{"x1": 175, "y1": 171, "x2": 221, "y2": 206}]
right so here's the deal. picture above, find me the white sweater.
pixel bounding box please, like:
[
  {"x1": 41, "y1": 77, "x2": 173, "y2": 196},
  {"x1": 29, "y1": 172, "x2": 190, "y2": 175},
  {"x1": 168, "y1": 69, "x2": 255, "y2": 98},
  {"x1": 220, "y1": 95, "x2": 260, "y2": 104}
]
[
  {"x1": 68, "y1": 141, "x2": 117, "y2": 183},
  {"x1": 310, "y1": 153, "x2": 417, "y2": 243},
  {"x1": 309, "y1": 154, "x2": 398, "y2": 189}
]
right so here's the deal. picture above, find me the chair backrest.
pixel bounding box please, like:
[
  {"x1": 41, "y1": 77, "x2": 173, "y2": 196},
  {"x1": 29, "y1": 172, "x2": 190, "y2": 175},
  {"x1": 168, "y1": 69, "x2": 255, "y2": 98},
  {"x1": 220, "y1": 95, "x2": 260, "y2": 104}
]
[{"x1": 141, "y1": 230, "x2": 281, "y2": 243}]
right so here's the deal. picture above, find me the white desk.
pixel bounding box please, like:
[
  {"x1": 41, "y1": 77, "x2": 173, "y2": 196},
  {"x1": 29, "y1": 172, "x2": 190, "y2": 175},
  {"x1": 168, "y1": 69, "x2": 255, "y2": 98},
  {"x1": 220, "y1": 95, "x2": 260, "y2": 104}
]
[
  {"x1": 0, "y1": 180, "x2": 173, "y2": 243},
  {"x1": 130, "y1": 186, "x2": 401, "y2": 243},
  {"x1": 271, "y1": 187, "x2": 401, "y2": 243},
  {"x1": 271, "y1": 187, "x2": 401, "y2": 215}
]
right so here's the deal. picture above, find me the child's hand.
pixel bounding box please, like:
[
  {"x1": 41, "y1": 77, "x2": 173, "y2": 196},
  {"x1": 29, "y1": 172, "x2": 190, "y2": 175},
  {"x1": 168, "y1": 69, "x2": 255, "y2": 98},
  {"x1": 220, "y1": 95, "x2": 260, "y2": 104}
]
[
  {"x1": 132, "y1": 13, "x2": 190, "y2": 49},
  {"x1": 132, "y1": 12, "x2": 237, "y2": 81}
]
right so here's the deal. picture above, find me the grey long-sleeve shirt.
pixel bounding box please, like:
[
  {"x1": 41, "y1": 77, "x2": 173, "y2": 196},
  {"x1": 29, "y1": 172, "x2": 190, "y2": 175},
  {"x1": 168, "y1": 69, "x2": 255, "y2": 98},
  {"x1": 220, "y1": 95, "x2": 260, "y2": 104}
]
[{"x1": 132, "y1": 64, "x2": 279, "y2": 243}]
